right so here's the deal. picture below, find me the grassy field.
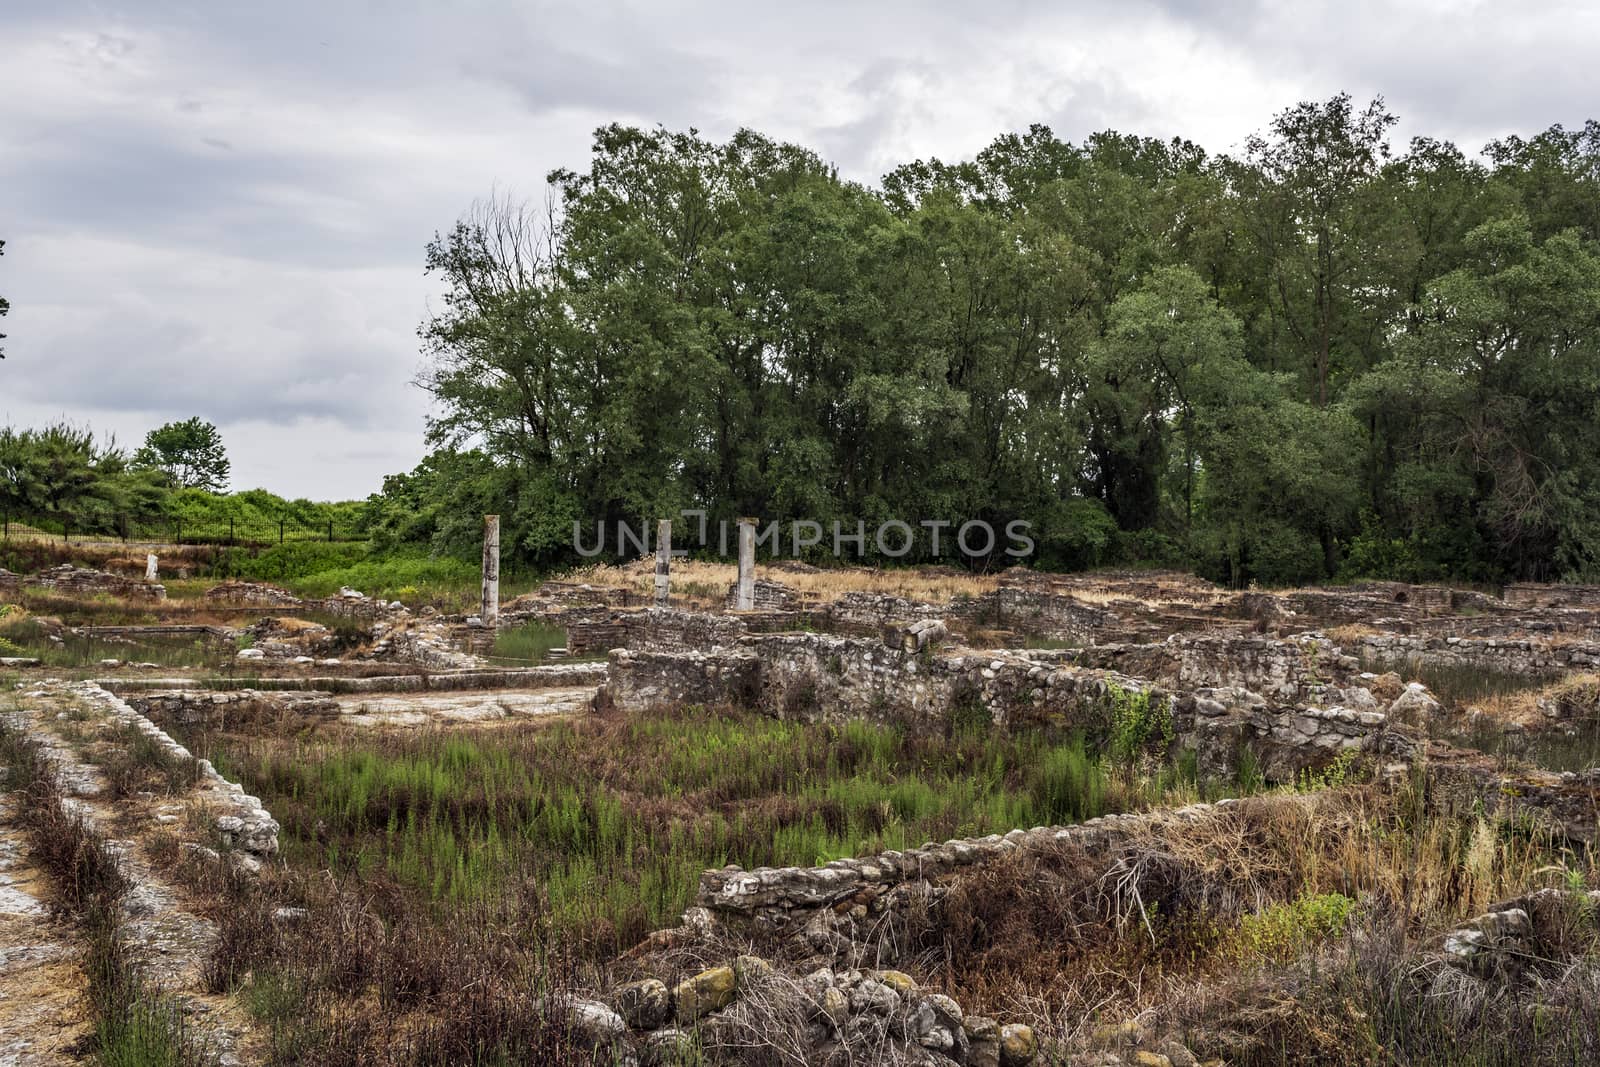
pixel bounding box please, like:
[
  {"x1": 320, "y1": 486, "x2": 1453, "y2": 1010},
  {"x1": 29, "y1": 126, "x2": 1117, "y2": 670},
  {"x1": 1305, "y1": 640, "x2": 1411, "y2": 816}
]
[
  {"x1": 180, "y1": 705, "x2": 1212, "y2": 956},
  {"x1": 163, "y1": 705, "x2": 1600, "y2": 1067},
  {"x1": 0, "y1": 605, "x2": 232, "y2": 669}
]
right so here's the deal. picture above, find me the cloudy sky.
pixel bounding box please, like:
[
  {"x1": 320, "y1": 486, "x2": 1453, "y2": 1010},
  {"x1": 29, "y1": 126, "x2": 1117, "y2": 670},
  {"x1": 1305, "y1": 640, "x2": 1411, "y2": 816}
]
[{"x1": 2, "y1": 1, "x2": 1594, "y2": 500}]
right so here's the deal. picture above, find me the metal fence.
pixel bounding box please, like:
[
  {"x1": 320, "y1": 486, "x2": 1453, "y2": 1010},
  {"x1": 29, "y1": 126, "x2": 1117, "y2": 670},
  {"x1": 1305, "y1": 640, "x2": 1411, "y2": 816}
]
[{"x1": 1, "y1": 513, "x2": 369, "y2": 547}]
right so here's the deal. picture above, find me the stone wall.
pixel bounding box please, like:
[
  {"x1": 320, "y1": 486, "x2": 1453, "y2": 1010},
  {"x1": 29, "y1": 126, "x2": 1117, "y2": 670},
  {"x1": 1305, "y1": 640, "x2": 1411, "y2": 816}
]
[
  {"x1": 1356, "y1": 633, "x2": 1600, "y2": 679},
  {"x1": 126, "y1": 688, "x2": 340, "y2": 729},
  {"x1": 205, "y1": 580, "x2": 303, "y2": 609},
  {"x1": 822, "y1": 591, "x2": 949, "y2": 633},
  {"x1": 1504, "y1": 582, "x2": 1600, "y2": 610},
  {"x1": 599, "y1": 647, "x2": 761, "y2": 710},
  {"x1": 696, "y1": 795, "x2": 1307, "y2": 933},
  {"x1": 1072, "y1": 633, "x2": 1355, "y2": 703},
  {"x1": 600, "y1": 632, "x2": 1403, "y2": 781},
  {"x1": 566, "y1": 607, "x2": 754, "y2": 656},
  {"x1": 0, "y1": 564, "x2": 165, "y2": 601},
  {"x1": 71, "y1": 682, "x2": 280, "y2": 857},
  {"x1": 205, "y1": 579, "x2": 399, "y2": 618},
  {"x1": 951, "y1": 586, "x2": 1116, "y2": 643},
  {"x1": 724, "y1": 577, "x2": 801, "y2": 611}
]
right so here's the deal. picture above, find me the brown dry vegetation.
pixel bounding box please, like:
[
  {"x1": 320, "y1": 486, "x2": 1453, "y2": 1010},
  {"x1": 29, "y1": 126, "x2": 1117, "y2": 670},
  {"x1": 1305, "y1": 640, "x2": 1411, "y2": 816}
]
[
  {"x1": 848, "y1": 781, "x2": 1600, "y2": 1064},
  {"x1": 569, "y1": 558, "x2": 1004, "y2": 608}
]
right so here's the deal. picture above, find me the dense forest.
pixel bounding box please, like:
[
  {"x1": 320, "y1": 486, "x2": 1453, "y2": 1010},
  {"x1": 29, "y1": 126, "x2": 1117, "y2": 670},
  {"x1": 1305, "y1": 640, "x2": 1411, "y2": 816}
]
[{"x1": 367, "y1": 94, "x2": 1600, "y2": 586}]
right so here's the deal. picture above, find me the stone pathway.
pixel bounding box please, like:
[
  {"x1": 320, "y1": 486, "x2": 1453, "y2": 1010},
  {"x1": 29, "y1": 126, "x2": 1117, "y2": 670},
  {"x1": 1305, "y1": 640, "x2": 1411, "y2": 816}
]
[
  {"x1": 6, "y1": 687, "x2": 267, "y2": 1065},
  {"x1": 336, "y1": 685, "x2": 598, "y2": 727},
  {"x1": 0, "y1": 796, "x2": 90, "y2": 1065}
]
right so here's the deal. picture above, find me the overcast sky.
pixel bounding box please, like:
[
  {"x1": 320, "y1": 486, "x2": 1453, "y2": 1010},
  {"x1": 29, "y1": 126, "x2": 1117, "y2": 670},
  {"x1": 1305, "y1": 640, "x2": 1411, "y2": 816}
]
[{"x1": 2, "y1": 1, "x2": 1595, "y2": 500}]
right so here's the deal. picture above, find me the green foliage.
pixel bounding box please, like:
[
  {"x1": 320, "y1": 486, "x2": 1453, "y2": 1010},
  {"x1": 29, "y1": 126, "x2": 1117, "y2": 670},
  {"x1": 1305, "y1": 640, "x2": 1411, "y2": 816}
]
[
  {"x1": 1230, "y1": 891, "x2": 1358, "y2": 964},
  {"x1": 212, "y1": 542, "x2": 371, "y2": 583},
  {"x1": 198, "y1": 712, "x2": 1175, "y2": 954},
  {"x1": 133, "y1": 418, "x2": 230, "y2": 492},
  {"x1": 0, "y1": 419, "x2": 363, "y2": 543},
  {"x1": 390, "y1": 99, "x2": 1600, "y2": 585},
  {"x1": 1106, "y1": 681, "x2": 1173, "y2": 764},
  {"x1": 1297, "y1": 748, "x2": 1361, "y2": 792}
]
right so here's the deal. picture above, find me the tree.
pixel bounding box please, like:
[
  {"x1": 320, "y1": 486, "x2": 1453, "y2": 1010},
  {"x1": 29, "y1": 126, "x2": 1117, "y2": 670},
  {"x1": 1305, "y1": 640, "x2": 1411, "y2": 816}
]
[
  {"x1": 134, "y1": 418, "x2": 231, "y2": 492},
  {"x1": 400, "y1": 103, "x2": 1600, "y2": 581},
  {"x1": 1239, "y1": 94, "x2": 1399, "y2": 405}
]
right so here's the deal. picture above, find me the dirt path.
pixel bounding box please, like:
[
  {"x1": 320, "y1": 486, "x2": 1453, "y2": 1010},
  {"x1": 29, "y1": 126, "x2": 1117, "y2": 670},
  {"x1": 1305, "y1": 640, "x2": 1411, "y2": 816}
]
[
  {"x1": 7, "y1": 685, "x2": 268, "y2": 1065},
  {"x1": 0, "y1": 796, "x2": 91, "y2": 1065}
]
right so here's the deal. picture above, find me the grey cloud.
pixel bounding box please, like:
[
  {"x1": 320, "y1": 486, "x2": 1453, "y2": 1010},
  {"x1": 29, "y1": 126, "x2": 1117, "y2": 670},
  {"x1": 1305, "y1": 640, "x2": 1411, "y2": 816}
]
[{"x1": 1, "y1": 0, "x2": 1593, "y2": 499}]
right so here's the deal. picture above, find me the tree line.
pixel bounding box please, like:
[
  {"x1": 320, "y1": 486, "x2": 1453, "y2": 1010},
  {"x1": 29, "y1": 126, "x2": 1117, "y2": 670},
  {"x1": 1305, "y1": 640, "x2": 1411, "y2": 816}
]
[
  {"x1": 384, "y1": 93, "x2": 1600, "y2": 585},
  {"x1": 0, "y1": 418, "x2": 360, "y2": 542}
]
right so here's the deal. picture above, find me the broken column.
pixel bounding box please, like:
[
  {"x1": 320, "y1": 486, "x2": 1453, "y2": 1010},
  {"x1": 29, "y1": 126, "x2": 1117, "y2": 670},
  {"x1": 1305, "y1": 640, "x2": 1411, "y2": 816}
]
[
  {"x1": 145, "y1": 553, "x2": 158, "y2": 581},
  {"x1": 481, "y1": 514, "x2": 500, "y2": 627},
  {"x1": 735, "y1": 517, "x2": 756, "y2": 611},
  {"x1": 654, "y1": 519, "x2": 672, "y2": 607}
]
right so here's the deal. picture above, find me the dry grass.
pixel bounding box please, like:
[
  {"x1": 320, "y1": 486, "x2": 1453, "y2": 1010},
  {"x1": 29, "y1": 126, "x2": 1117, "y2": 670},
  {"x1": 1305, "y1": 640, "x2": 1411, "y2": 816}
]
[
  {"x1": 566, "y1": 559, "x2": 1003, "y2": 607},
  {"x1": 848, "y1": 776, "x2": 1589, "y2": 1061},
  {"x1": 1325, "y1": 623, "x2": 1381, "y2": 644}
]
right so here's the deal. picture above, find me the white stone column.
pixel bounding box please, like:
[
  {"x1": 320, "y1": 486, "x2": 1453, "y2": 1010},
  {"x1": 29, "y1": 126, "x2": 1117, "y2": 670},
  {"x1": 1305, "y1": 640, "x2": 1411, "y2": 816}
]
[
  {"x1": 654, "y1": 519, "x2": 671, "y2": 607},
  {"x1": 481, "y1": 514, "x2": 500, "y2": 627},
  {"x1": 145, "y1": 553, "x2": 158, "y2": 581},
  {"x1": 736, "y1": 517, "x2": 756, "y2": 611}
]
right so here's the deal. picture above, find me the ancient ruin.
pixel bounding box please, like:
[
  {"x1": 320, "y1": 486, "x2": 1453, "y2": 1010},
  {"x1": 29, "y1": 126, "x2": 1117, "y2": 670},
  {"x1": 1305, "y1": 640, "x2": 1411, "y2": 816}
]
[{"x1": 6, "y1": 554, "x2": 1600, "y2": 1065}]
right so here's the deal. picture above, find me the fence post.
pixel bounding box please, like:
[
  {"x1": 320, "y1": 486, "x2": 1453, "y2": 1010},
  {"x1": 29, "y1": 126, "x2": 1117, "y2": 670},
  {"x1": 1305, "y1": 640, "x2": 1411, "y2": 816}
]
[
  {"x1": 229, "y1": 517, "x2": 235, "y2": 545},
  {"x1": 327, "y1": 520, "x2": 334, "y2": 543},
  {"x1": 176, "y1": 519, "x2": 182, "y2": 545},
  {"x1": 279, "y1": 520, "x2": 284, "y2": 545}
]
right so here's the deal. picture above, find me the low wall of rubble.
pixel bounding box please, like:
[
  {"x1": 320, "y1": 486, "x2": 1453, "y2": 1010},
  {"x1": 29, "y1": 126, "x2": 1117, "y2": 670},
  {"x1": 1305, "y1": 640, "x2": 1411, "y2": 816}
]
[
  {"x1": 566, "y1": 608, "x2": 752, "y2": 656},
  {"x1": 697, "y1": 795, "x2": 1308, "y2": 934},
  {"x1": 697, "y1": 755, "x2": 1600, "y2": 940},
  {"x1": 0, "y1": 564, "x2": 165, "y2": 601},
  {"x1": 566, "y1": 957, "x2": 1044, "y2": 1066},
  {"x1": 205, "y1": 579, "x2": 399, "y2": 618},
  {"x1": 1356, "y1": 633, "x2": 1600, "y2": 679},
  {"x1": 601, "y1": 632, "x2": 1405, "y2": 782},
  {"x1": 1071, "y1": 633, "x2": 1356, "y2": 703},
  {"x1": 70, "y1": 682, "x2": 280, "y2": 857},
  {"x1": 101, "y1": 662, "x2": 607, "y2": 695},
  {"x1": 126, "y1": 688, "x2": 340, "y2": 728}
]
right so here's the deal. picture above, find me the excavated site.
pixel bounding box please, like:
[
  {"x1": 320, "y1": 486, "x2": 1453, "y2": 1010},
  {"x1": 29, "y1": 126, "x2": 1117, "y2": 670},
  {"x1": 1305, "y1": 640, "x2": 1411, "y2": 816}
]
[{"x1": 5, "y1": 555, "x2": 1600, "y2": 1065}]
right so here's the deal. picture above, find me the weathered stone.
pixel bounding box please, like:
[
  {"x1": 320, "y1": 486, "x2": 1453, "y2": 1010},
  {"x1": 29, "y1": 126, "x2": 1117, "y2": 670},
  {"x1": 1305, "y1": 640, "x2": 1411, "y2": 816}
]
[
  {"x1": 674, "y1": 965, "x2": 737, "y2": 1022},
  {"x1": 560, "y1": 997, "x2": 627, "y2": 1044},
  {"x1": 965, "y1": 1015, "x2": 1002, "y2": 1067},
  {"x1": 1000, "y1": 1022, "x2": 1038, "y2": 1065},
  {"x1": 638, "y1": 1028, "x2": 695, "y2": 1066},
  {"x1": 875, "y1": 969, "x2": 917, "y2": 993},
  {"x1": 733, "y1": 954, "x2": 772, "y2": 985},
  {"x1": 848, "y1": 978, "x2": 900, "y2": 1016},
  {"x1": 611, "y1": 978, "x2": 672, "y2": 1030}
]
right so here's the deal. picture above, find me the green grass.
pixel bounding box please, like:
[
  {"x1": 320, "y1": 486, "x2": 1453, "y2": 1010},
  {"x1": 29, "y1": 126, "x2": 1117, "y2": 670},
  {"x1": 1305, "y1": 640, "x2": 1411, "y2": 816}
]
[
  {"x1": 186, "y1": 708, "x2": 1204, "y2": 954},
  {"x1": 0, "y1": 615, "x2": 228, "y2": 670},
  {"x1": 487, "y1": 621, "x2": 569, "y2": 664},
  {"x1": 1359, "y1": 652, "x2": 1547, "y2": 706},
  {"x1": 211, "y1": 545, "x2": 541, "y2": 610}
]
